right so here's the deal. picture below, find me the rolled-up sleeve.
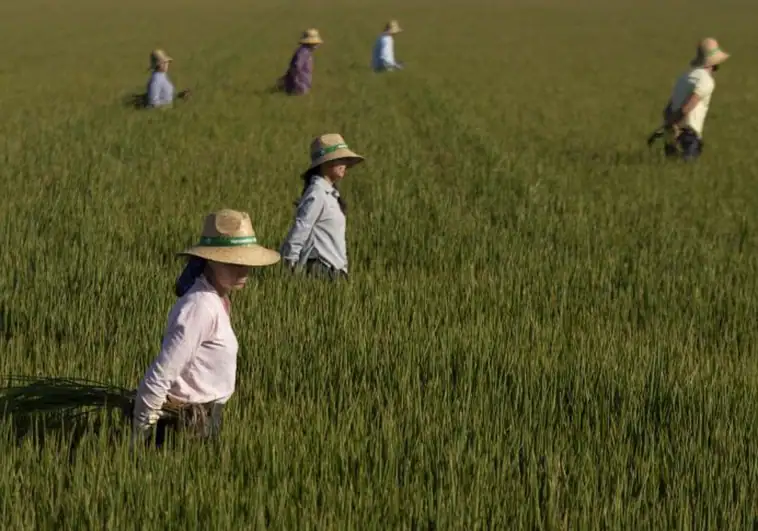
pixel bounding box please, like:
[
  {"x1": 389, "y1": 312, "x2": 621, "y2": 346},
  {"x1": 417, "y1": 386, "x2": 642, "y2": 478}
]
[
  {"x1": 137, "y1": 299, "x2": 213, "y2": 410},
  {"x1": 281, "y1": 191, "x2": 325, "y2": 264}
]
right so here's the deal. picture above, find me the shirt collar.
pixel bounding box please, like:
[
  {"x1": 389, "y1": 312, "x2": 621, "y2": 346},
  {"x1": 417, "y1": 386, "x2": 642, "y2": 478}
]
[
  {"x1": 195, "y1": 273, "x2": 214, "y2": 292},
  {"x1": 312, "y1": 176, "x2": 341, "y2": 198},
  {"x1": 312, "y1": 175, "x2": 335, "y2": 191},
  {"x1": 195, "y1": 274, "x2": 231, "y2": 312}
]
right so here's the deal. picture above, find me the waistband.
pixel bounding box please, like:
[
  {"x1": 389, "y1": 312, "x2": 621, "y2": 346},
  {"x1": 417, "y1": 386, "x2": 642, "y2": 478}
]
[{"x1": 306, "y1": 258, "x2": 348, "y2": 278}]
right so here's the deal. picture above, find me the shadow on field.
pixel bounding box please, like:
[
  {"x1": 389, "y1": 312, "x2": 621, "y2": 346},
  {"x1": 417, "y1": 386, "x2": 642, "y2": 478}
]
[
  {"x1": 552, "y1": 145, "x2": 665, "y2": 167},
  {"x1": 122, "y1": 92, "x2": 149, "y2": 110},
  {"x1": 120, "y1": 90, "x2": 192, "y2": 110}
]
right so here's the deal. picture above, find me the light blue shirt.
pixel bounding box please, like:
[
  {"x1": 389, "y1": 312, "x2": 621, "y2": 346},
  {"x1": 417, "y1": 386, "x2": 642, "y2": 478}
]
[
  {"x1": 372, "y1": 34, "x2": 401, "y2": 71},
  {"x1": 146, "y1": 71, "x2": 174, "y2": 107},
  {"x1": 280, "y1": 176, "x2": 348, "y2": 273}
]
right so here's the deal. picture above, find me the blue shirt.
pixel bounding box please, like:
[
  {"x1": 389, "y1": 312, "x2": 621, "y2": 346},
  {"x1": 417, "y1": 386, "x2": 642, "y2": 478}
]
[
  {"x1": 372, "y1": 34, "x2": 401, "y2": 71},
  {"x1": 146, "y1": 71, "x2": 174, "y2": 107},
  {"x1": 280, "y1": 176, "x2": 348, "y2": 273}
]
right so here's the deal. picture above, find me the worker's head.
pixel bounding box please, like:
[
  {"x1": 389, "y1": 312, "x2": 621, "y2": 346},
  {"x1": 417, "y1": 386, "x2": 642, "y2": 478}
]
[
  {"x1": 691, "y1": 38, "x2": 729, "y2": 73},
  {"x1": 150, "y1": 49, "x2": 172, "y2": 72}
]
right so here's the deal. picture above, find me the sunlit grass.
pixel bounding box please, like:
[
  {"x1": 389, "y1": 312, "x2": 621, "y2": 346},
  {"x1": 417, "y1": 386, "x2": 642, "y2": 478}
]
[{"x1": 1, "y1": 0, "x2": 757, "y2": 527}]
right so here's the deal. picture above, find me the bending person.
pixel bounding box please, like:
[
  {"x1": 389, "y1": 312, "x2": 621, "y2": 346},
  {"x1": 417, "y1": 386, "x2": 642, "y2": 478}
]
[
  {"x1": 660, "y1": 38, "x2": 729, "y2": 161},
  {"x1": 277, "y1": 29, "x2": 323, "y2": 95},
  {"x1": 372, "y1": 20, "x2": 404, "y2": 72},
  {"x1": 145, "y1": 49, "x2": 191, "y2": 108}
]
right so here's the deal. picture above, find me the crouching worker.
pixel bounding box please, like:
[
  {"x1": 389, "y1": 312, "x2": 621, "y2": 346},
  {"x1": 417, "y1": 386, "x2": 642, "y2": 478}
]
[
  {"x1": 372, "y1": 20, "x2": 404, "y2": 72},
  {"x1": 280, "y1": 134, "x2": 364, "y2": 280},
  {"x1": 276, "y1": 29, "x2": 323, "y2": 95},
  {"x1": 141, "y1": 49, "x2": 191, "y2": 109},
  {"x1": 131, "y1": 209, "x2": 280, "y2": 449},
  {"x1": 659, "y1": 38, "x2": 729, "y2": 161}
]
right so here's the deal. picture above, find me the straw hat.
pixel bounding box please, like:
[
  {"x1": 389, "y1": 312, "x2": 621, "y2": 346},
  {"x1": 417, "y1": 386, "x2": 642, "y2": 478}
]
[
  {"x1": 178, "y1": 209, "x2": 281, "y2": 267},
  {"x1": 691, "y1": 38, "x2": 729, "y2": 68},
  {"x1": 384, "y1": 20, "x2": 402, "y2": 34},
  {"x1": 150, "y1": 49, "x2": 173, "y2": 69},
  {"x1": 299, "y1": 29, "x2": 323, "y2": 45},
  {"x1": 302, "y1": 134, "x2": 364, "y2": 177}
]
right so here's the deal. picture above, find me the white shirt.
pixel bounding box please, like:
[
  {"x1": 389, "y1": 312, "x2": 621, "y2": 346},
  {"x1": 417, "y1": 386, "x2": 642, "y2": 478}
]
[
  {"x1": 372, "y1": 34, "x2": 398, "y2": 71},
  {"x1": 136, "y1": 275, "x2": 238, "y2": 410},
  {"x1": 146, "y1": 71, "x2": 174, "y2": 107},
  {"x1": 670, "y1": 67, "x2": 715, "y2": 137},
  {"x1": 280, "y1": 176, "x2": 348, "y2": 273}
]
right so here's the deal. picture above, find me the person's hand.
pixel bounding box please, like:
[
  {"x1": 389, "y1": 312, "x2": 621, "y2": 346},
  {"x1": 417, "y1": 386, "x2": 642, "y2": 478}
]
[
  {"x1": 130, "y1": 397, "x2": 161, "y2": 451},
  {"x1": 646, "y1": 127, "x2": 664, "y2": 147},
  {"x1": 208, "y1": 402, "x2": 225, "y2": 439}
]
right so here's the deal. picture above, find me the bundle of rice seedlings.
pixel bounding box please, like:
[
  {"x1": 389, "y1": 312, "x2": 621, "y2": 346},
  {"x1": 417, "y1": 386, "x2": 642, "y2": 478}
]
[
  {"x1": 0, "y1": 376, "x2": 134, "y2": 416},
  {"x1": 0, "y1": 376, "x2": 138, "y2": 440},
  {"x1": 0, "y1": 376, "x2": 204, "y2": 446}
]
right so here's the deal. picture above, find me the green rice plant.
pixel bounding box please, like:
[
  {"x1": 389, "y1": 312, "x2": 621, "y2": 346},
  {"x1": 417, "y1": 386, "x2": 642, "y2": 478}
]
[{"x1": 1, "y1": 0, "x2": 758, "y2": 528}]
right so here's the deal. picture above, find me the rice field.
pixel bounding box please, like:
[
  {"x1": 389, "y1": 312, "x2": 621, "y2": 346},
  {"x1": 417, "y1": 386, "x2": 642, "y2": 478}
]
[{"x1": 1, "y1": 0, "x2": 758, "y2": 527}]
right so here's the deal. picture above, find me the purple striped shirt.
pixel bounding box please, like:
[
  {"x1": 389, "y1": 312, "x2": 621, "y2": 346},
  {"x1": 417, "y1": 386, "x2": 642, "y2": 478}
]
[{"x1": 284, "y1": 45, "x2": 313, "y2": 95}]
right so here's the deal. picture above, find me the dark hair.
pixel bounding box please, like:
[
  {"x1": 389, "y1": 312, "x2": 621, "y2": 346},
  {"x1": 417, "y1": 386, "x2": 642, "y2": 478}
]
[
  {"x1": 294, "y1": 171, "x2": 347, "y2": 215},
  {"x1": 175, "y1": 257, "x2": 207, "y2": 297}
]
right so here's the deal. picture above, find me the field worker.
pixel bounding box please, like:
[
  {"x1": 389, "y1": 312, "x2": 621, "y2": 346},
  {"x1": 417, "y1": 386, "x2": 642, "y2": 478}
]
[
  {"x1": 276, "y1": 29, "x2": 323, "y2": 95},
  {"x1": 280, "y1": 134, "x2": 364, "y2": 280},
  {"x1": 131, "y1": 209, "x2": 280, "y2": 449},
  {"x1": 145, "y1": 49, "x2": 190, "y2": 108},
  {"x1": 661, "y1": 38, "x2": 729, "y2": 161},
  {"x1": 372, "y1": 20, "x2": 403, "y2": 72}
]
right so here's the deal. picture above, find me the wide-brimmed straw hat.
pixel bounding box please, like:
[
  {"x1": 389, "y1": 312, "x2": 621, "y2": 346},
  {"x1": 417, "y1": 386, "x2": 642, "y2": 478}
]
[
  {"x1": 178, "y1": 209, "x2": 281, "y2": 267},
  {"x1": 691, "y1": 38, "x2": 729, "y2": 68},
  {"x1": 150, "y1": 49, "x2": 173, "y2": 69},
  {"x1": 299, "y1": 28, "x2": 323, "y2": 45},
  {"x1": 302, "y1": 134, "x2": 364, "y2": 178},
  {"x1": 384, "y1": 20, "x2": 402, "y2": 34}
]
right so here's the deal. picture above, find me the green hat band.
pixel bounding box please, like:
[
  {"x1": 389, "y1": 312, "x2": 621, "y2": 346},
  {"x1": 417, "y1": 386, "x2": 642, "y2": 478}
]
[
  {"x1": 198, "y1": 235, "x2": 257, "y2": 246},
  {"x1": 313, "y1": 143, "x2": 349, "y2": 158}
]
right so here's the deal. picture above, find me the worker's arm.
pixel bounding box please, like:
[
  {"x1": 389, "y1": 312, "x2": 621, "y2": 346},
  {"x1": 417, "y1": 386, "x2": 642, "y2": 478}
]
[{"x1": 664, "y1": 93, "x2": 702, "y2": 127}]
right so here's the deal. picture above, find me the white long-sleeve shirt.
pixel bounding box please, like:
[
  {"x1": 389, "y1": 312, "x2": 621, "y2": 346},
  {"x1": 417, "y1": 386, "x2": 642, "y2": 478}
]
[
  {"x1": 280, "y1": 176, "x2": 348, "y2": 273},
  {"x1": 372, "y1": 34, "x2": 401, "y2": 71},
  {"x1": 146, "y1": 71, "x2": 174, "y2": 107},
  {"x1": 136, "y1": 275, "x2": 238, "y2": 411}
]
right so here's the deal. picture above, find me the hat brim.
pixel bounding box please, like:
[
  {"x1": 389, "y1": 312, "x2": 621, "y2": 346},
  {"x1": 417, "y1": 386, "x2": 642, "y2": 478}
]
[
  {"x1": 178, "y1": 245, "x2": 281, "y2": 267},
  {"x1": 300, "y1": 38, "x2": 323, "y2": 45},
  {"x1": 693, "y1": 50, "x2": 729, "y2": 68},
  {"x1": 706, "y1": 50, "x2": 729, "y2": 67},
  {"x1": 302, "y1": 148, "x2": 364, "y2": 178},
  {"x1": 149, "y1": 57, "x2": 173, "y2": 70}
]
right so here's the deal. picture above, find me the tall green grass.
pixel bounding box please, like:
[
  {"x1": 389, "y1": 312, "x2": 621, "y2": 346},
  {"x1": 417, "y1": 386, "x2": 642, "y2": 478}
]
[{"x1": 1, "y1": 0, "x2": 757, "y2": 527}]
